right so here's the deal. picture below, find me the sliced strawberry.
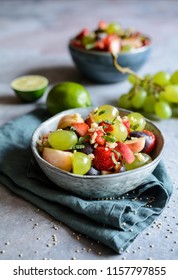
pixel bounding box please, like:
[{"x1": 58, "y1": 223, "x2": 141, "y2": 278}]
[
  {"x1": 76, "y1": 28, "x2": 89, "y2": 40},
  {"x1": 72, "y1": 122, "x2": 89, "y2": 137},
  {"x1": 93, "y1": 147, "x2": 119, "y2": 171},
  {"x1": 85, "y1": 116, "x2": 94, "y2": 127},
  {"x1": 115, "y1": 142, "x2": 135, "y2": 164},
  {"x1": 99, "y1": 121, "x2": 113, "y2": 133},
  {"x1": 142, "y1": 130, "x2": 156, "y2": 154},
  {"x1": 95, "y1": 130, "x2": 106, "y2": 146},
  {"x1": 88, "y1": 130, "x2": 106, "y2": 146}
]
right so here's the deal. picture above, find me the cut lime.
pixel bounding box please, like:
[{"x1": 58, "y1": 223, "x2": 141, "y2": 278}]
[
  {"x1": 46, "y1": 82, "x2": 92, "y2": 115},
  {"x1": 11, "y1": 75, "x2": 49, "y2": 102}
]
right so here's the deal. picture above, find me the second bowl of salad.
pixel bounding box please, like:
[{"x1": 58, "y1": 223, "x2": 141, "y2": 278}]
[{"x1": 69, "y1": 21, "x2": 151, "y2": 83}]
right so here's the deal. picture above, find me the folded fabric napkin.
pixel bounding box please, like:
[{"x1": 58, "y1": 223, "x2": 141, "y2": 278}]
[{"x1": 0, "y1": 108, "x2": 173, "y2": 254}]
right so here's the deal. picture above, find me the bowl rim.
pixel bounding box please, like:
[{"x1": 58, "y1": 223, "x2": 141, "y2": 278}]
[
  {"x1": 31, "y1": 106, "x2": 164, "y2": 180},
  {"x1": 68, "y1": 38, "x2": 152, "y2": 57}
]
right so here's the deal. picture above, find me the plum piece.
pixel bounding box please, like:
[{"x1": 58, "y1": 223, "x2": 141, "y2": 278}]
[
  {"x1": 86, "y1": 167, "x2": 101, "y2": 176},
  {"x1": 130, "y1": 130, "x2": 156, "y2": 154},
  {"x1": 80, "y1": 142, "x2": 94, "y2": 155}
]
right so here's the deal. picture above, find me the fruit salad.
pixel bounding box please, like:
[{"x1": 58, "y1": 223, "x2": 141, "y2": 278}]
[
  {"x1": 37, "y1": 105, "x2": 156, "y2": 176},
  {"x1": 70, "y1": 20, "x2": 150, "y2": 53}
]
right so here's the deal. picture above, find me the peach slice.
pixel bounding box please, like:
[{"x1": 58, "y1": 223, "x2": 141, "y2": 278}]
[
  {"x1": 124, "y1": 136, "x2": 145, "y2": 153},
  {"x1": 115, "y1": 142, "x2": 135, "y2": 164},
  {"x1": 57, "y1": 113, "x2": 84, "y2": 129},
  {"x1": 42, "y1": 147, "x2": 73, "y2": 172}
]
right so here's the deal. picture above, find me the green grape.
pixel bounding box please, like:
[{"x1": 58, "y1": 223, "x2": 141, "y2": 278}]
[
  {"x1": 158, "y1": 90, "x2": 167, "y2": 101},
  {"x1": 82, "y1": 32, "x2": 95, "y2": 49},
  {"x1": 170, "y1": 70, "x2": 178, "y2": 85},
  {"x1": 127, "y1": 112, "x2": 146, "y2": 131},
  {"x1": 72, "y1": 151, "x2": 91, "y2": 175},
  {"x1": 48, "y1": 130, "x2": 78, "y2": 150},
  {"x1": 144, "y1": 74, "x2": 152, "y2": 80},
  {"x1": 128, "y1": 74, "x2": 140, "y2": 84},
  {"x1": 153, "y1": 71, "x2": 170, "y2": 86},
  {"x1": 118, "y1": 93, "x2": 132, "y2": 109},
  {"x1": 125, "y1": 153, "x2": 152, "y2": 170},
  {"x1": 164, "y1": 85, "x2": 178, "y2": 103},
  {"x1": 143, "y1": 95, "x2": 156, "y2": 113},
  {"x1": 90, "y1": 104, "x2": 119, "y2": 123},
  {"x1": 106, "y1": 22, "x2": 121, "y2": 34},
  {"x1": 131, "y1": 88, "x2": 147, "y2": 109},
  {"x1": 110, "y1": 119, "x2": 128, "y2": 141},
  {"x1": 121, "y1": 45, "x2": 134, "y2": 52},
  {"x1": 154, "y1": 100, "x2": 172, "y2": 119}
]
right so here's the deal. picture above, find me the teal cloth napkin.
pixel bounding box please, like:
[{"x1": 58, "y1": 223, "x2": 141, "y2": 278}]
[{"x1": 0, "y1": 109, "x2": 173, "y2": 254}]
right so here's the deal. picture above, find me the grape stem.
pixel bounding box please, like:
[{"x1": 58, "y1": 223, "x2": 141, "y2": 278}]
[{"x1": 111, "y1": 53, "x2": 142, "y2": 80}]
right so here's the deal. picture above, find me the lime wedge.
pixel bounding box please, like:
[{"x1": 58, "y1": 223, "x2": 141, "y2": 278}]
[{"x1": 11, "y1": 75, "x2": 48, "y2": 102}]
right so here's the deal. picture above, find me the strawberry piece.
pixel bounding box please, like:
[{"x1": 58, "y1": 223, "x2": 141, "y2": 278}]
[
  {"x1": 76, "y1": 28, "x2": 89, "y2": 40},
  {"x1": 142, "y1": 130, "x2": 156, "y2": 154},
  {"x1": 72, "y1": 122, "x2": 89, "y2": 137},
  {"x1": 93, "y1": 147, "x2": 119, "y2": 171},
  {"x1": 88, "y1": 130, "x2": 106, "y2": 146},
  {"x1": 95, "y1": 130, "x2": 106, "y2": 146},
  {"x1": 85, "y1": 116, "x2": 94, "y2": 127},
  {"x1": 115, "y1": 142, "x2": 135, "y2": 164},
  {"x1": 99, "y1": 121, "x2": 113, "y2": 133}
]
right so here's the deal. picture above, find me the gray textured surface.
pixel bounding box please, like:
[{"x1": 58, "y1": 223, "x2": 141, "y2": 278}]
[{"x1": 0, "y1": 0, "x2": 178, "y2": 260}]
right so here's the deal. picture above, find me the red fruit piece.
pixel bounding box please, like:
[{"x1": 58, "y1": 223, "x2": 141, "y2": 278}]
[
  {"x1": 105, "y1": 35, "x2": 121, "y2": 54},
  {"x1": 98, "y1": 20, "x2": 108, "y2": 30},
  {"x1": 70, "y1": 40, "x2": 83, "y2": 48},
  {"x1": 95, "y1": 130, "x2": 106, "y2": 146},
  {"x1": 142, "y1": 130, "x2": 156, "y2": 154},
  {"x1": 115, "y1": 142, "x2": 135, "y2": 164},
  {"x1": 95, "y1": 39, "x2": 106, "y2": 51},
  {"x1": 76, "y1": 28, "x2": 89, "y2": 39},
  {"x1": 99, "y1": 121, "x2": 113, "y2": 133},
  {"x1": 72, "y1": 122, "x2": 89, "y2": 137},
  {"x1": 122, "y1": 117, "x2": 130, "y2": 136},
  {"x1": 88, "y1": 130, "x2": 106, "y2": 146},
  {"x1": 93, "y1": 147, "x2": 119, "y2": 171},
  {"x1": 85, "y1": 116, "x2": 93, "y2": 127}
]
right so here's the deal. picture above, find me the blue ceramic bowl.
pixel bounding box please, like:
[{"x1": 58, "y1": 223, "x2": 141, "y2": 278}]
[
  {"x1": 69, "y1": 42, "x2": 151, "y2": 83},
  {"x1": 31, "y1": 107, "x2": 164, "y2": 199}
]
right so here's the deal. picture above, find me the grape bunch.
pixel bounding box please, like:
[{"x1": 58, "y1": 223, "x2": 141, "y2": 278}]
[{"x1": 118, "y1": 70, "x2": 178, "y2": 119}]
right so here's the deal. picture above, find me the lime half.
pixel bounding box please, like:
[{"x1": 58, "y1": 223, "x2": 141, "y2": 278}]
[{"x1": 11, "y1": 75, "x2": 49, "y2": 102}]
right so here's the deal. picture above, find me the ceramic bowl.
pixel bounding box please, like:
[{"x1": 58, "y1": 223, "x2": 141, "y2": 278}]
[
  {"x1": 68, "y1": 42, "x2": 151, "y2": 83},
  {"x1": 31, "y1": 107, "x2": 164, "y2": 199}
]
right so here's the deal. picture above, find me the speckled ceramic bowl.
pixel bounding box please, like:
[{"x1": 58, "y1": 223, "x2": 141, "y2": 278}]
[
  {"x1": 68, "y1": 41, "x2": 151, "y2": 83},
  {"x1": 31, "y1": 107, "x2": 164, "y2": 199}
]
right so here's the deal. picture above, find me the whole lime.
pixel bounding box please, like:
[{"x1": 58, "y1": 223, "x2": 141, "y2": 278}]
[{"x1": 46, "y1": 82, "x2": 92, "y2": 115}]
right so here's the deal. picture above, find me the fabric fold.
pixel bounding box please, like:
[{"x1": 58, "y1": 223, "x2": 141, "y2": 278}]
[{"x1": 0, "y1": 109, "x2": 173, "y2": 254}]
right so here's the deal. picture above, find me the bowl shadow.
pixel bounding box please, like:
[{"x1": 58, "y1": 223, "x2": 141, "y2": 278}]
[
  {"x1": 0, "y1": 94, "x2": 20, "y2": 104},
  {"x1": 23, "y1": 65, "x2": 95, "y2": 86}
]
